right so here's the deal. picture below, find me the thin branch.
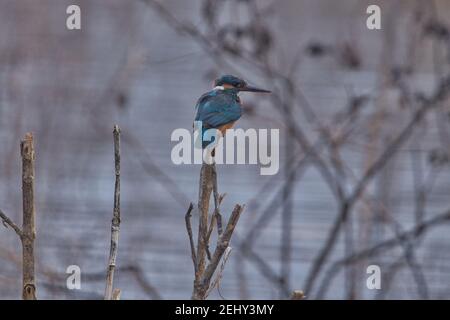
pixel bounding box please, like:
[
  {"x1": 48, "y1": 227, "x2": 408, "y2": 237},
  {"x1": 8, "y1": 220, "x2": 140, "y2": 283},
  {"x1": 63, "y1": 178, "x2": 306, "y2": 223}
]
[
  {"x1": 206, "y1": 246, "x2": 232, "y2": 298},
  {"x1": 105, "y1": 125, "x2": 122, "y2": 300},
  {"x1": 0, "y1": 209, "x2": 23, "y2": 238},
  {"x1": 184, "y1": 203, "x2": 197, "y2": 272}
]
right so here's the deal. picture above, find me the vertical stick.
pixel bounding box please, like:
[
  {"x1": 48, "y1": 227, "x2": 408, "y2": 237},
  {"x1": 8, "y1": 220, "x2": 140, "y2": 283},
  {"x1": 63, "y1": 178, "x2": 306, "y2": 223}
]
[
  {"x1": 21, "y1": 132, "x2": 37, "y2": 300},
  {"x1": 185, "y1": 203, "x2": 197, "y2": 271},
  {"x1": 193, "y1": 163, "x2": 213, "y2": 298},
  {"x1": 190, "y1": 162, "x2": 243, "y2": 299},
  {"x1": 105, "y1": 125, "x2": 121, "y2": 300}
]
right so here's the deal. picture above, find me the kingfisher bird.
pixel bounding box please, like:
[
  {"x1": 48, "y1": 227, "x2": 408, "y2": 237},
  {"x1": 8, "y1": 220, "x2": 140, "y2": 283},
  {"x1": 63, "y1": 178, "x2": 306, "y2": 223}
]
[{"x1": 194, "y1": 75, "x2": 271, "y2": 150}]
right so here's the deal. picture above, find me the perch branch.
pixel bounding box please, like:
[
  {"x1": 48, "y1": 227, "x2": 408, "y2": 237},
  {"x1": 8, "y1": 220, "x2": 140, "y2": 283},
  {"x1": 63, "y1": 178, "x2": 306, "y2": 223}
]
[
  {"x1": 194, "y1": 163, "x2": 214, "y2": 285},
  {"x1": 190, "y1": 160, "x2": 244, "y2": 299}
]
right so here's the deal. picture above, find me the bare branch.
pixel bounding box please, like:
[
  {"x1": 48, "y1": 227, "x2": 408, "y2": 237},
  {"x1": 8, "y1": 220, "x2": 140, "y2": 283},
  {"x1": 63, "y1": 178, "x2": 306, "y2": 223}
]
[
  {"x1": 0, "y1": 209, "x2": 23, "y2": 238},
  {"x1": 206, "y1": 246, "x2": 232, "y2": 298},
  {"x1": 194, "y1": 163, "x2": 214, "y2": 286},
  {"x1": 197, "y1": 204, "x2": 244, "y2": 298},
  {"x1": 105, "y1": 125, "x2": 122, "y2": 300},
  {"x1": 190, "y1": 161, "x2": 244, "y2": 300},
  {"x1": 21, "y1": 132, "x2": 37, "y2": 300},
  {"x1": 184, "y1": 203, "x2": 197, "y2": 272}
]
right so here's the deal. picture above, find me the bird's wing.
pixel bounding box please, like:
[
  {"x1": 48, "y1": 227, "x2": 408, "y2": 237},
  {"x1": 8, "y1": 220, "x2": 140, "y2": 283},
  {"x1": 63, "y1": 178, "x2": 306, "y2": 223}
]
[{"x1": 194, "y1": 92, "x2": 241, "y2": 128}]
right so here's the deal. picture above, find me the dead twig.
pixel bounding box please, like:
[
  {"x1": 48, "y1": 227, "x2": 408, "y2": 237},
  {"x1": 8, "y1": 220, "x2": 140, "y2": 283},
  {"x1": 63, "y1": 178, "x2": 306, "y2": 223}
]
[
  {"x1": 105, "y1": 125, "x2": 122, "y2": 300},
  {"x1": 185, "y1": 203, "x2": 197, "y2": 272},
  {"x1": 21, "y1": 132, "x2": 37, "y2": 300},
  {"x1": 206, "y1": 246, "x2": 232, "y2": 298},
  {"x1": 0, "y1": 134, "x2": 38, "y2": 300},
  {"x1": 192, "y1": 204, "x2": 244, "y2": 299},
  {"x1": 0, "y1": 210, "x2": 23, "y2": 238}
]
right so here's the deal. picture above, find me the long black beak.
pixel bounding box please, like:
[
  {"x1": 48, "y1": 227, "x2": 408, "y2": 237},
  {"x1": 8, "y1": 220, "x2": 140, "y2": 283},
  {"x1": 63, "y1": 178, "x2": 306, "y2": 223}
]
[{"x1": 240, "y1": 85, "x2": 271, "y2": 93}]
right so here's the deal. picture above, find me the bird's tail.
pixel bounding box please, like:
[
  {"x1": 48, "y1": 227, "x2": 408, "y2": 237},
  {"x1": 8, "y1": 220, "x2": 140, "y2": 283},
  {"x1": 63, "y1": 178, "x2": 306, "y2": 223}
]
[
  {"x1": 194, "y1": 122, "x2": 217, "y2": 149},
  {"x1": 193, "y1": 133, "x2": 216, "y2": 158}
]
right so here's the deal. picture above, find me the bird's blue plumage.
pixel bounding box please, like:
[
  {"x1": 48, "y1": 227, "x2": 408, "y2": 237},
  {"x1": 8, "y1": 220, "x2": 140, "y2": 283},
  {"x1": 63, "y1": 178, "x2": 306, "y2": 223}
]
[
  {"x1": 195, "y1": 89, "x2": 242, "y2": 127},
  {"x1": 194, "y1": 88, "x2": 242, "y2": 148}
]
